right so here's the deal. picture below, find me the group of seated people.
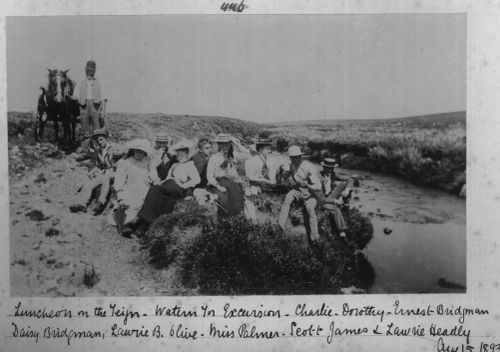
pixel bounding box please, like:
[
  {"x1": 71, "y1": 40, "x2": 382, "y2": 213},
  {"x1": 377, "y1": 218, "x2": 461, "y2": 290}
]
[{"x1": 69, "y1": 129, "x2": 353, "y2": 241}]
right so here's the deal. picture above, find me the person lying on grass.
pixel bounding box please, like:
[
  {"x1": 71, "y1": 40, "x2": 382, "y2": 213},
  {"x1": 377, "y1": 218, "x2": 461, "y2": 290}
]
[
  {"x1": 278, "y1": 145, "x2": 322, "y2": 243},
  {"x1": 318, "y1": 157, "x2": 353, "y2": 239},
  {"x1": 134, "y1": 139, "x2": 201, "y2": 236},
  {"x1": 69, "y1": 128, "x2": 124, "y2": 215}
]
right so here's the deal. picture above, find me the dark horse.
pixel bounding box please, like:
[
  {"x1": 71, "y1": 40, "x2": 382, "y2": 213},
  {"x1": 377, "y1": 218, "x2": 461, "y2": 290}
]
[{"x1": 35, "y1": 69, "x2": 80, "y2": 150}]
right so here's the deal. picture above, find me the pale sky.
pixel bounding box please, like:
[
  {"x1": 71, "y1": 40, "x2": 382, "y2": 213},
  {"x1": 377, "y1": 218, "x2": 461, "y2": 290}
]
[{"x1": 6, "y1": 14, "x2": 465, "y2": 122}]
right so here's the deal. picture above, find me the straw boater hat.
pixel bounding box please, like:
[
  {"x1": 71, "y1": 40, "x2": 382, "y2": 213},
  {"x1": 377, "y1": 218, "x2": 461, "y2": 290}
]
[
  {"x1": 125, "y1": 139, "x2": 153, "y2": 157},
  {"x1": 287, "y1": 145, "x2": 304, "y2": 157},
  {"x1": 155, "y1": 133, "x2": 170, "y2": 144},
  {"x1": 92, "y1": 128, "x2": 109, "y2": 139},
  {"x1": 215, "y1": 133, "x2": 232, "y2": 143},
  {"x1": 321, "y1": 158, "x2": 339, "y2": 168}
]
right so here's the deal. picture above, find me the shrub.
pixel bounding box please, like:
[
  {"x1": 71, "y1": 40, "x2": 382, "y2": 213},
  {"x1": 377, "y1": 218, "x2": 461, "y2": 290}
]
[
  {"x1": 83, "y1": 266, "x2": 100, "y2": 288},
  {"x1": 180, "y1": 216, "x2": 334, "y2": 295},
  {"x1": 147, "y1": 201, "x2": 215, "y2": 269}
]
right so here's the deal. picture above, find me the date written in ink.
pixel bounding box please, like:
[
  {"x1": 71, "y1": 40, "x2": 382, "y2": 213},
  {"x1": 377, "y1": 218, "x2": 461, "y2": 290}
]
[{"x1": 220, "y1": 0, "x2": 248, "y2": 12}]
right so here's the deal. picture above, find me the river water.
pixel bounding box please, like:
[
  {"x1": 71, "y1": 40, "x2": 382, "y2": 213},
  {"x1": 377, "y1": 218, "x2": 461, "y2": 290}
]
[{"x1": 340, "y1": 167, "x2": 466, "y2": 294}]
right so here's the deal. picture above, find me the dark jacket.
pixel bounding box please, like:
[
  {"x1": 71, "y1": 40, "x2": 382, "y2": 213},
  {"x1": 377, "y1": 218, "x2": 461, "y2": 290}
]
[{"x1": 191, "y1": 151, "x2": 209, "y2": 188}]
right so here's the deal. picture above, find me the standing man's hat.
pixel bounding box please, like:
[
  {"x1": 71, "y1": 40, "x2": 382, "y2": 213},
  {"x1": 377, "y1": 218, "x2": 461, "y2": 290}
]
[
  {"x1": 288, "y1": 145, "x2": 304, "y2": 157},
  {"x1": 92, "y1": 128, "x2": 109, "y2": 138},
  {"x1": 321, "y1": 158, "x2": 339, "y2": 168},
  {"x1": 86, "y1": 60, "x2": 96, "y2": 70},
  {"x1": 215, "y1": 133, "x2": 232, "y2": 143}
]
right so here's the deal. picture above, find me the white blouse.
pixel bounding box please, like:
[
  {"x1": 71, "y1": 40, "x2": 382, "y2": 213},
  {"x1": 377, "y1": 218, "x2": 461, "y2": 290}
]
[{"x1": 165, "y1": 160, "x2": 201, "y2": 189}]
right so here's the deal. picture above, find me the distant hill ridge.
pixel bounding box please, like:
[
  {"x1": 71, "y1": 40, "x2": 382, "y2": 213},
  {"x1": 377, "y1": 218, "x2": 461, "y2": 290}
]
[
  {"x1": 264, "y1": 111, "x2": 466, "y2": 127},
  {"x1": 7, "y1": 111, "x2": 265, "y2": 143},
  {"x1": 106, "y1": 112, "x2": 264, "y2": 142}
]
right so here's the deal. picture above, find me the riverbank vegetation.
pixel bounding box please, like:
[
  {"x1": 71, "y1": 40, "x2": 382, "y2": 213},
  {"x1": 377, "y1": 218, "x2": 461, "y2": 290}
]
[{"x1": 265, "y1": 111, "x2": 466, "y2": 194}]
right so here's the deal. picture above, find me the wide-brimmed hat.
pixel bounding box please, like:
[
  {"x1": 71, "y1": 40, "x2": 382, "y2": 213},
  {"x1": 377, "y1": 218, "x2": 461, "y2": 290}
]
[
  {"x1": 288, "y1": 145, "x2": 304, "y2": 157},
  {"x1": 254, "y1": 137, "x2": 272, "y2": 146},
  {"x1": 321, "y1": 158, "x2": 339, "y2": 168},
  {"x1": 92, "y1": 128, "x2": 109, "y2": 139},
  {"x1": 125, "y1": 139, "x2": 153, "y2": 156},
  {"x1": 171, "y1": 138, "x2": 193, "y2": 152},
  {"x1": 215, "y1": 133, "x2": 232, "y2": 143},
  {"x1": 86, "y1": 60, "x2": 96, "y2": 70},
  {"x1": 155, "y1": 133, "x2": 170, "y2": 144}
]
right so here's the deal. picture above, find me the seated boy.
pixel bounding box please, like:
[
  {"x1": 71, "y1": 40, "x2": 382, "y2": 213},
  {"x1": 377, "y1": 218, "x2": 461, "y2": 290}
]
[
  {"x1": 70, "y1": 128, "x2": 124, "y2": 215},
  {"x1": 318, "y1": 158, "x2": 353, "y2": 238}
]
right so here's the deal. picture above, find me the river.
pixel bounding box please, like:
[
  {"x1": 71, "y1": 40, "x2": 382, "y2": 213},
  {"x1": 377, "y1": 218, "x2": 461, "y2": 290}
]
[{"x1": 341, "y1": 167, "x2": 466, "y2": 294}]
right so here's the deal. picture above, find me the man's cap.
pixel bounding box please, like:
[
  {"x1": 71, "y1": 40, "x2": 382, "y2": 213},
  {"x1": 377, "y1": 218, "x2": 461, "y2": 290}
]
[{"x1": 86, "y1": 60, "x2": 96, "y2": 70}]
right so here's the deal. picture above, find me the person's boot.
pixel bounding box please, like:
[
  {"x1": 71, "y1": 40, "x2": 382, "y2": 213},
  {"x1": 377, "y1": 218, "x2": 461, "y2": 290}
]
[
  {"x1": 92, "y1": 201, "x2": 106, "y2": 215},
  {"x1": 69, "y1": 204, "x2": 87, "y2": 213}
]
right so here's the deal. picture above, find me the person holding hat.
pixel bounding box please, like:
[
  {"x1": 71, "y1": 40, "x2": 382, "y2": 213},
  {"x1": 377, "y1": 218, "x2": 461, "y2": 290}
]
[
  {"x1": 207, "y1": 133, "x2": 251, "y2": 218},
  {"x1": 152, "y1": 133, "x2": 176, "y2": 181},
  {"x1": 71, "y1": 60, "x2": 104, "y2": 156},
  {"x1": 244, "y1": 138, "x2": 283, "y2": 193},
  {"x1": 318, "y1": 158, "x2": 354, "y2": 238},
  {"x1": 70, "y1": 128, "x2": 124, "y2": 215},
  {"x1": 136, "y1": 138, "x2": 200, "y2": 233},
  {"x1": 111, "y1": 139, "x2": 158, "y2": 236},
  {"x1": 278, "y1": 145, "x2": 322, "y2": 242}
]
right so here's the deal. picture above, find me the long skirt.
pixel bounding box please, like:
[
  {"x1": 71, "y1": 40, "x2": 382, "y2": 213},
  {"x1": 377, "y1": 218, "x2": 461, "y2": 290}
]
[
  {"x1": 138, "y1": 180, "x2": 186, "y2": 223},
  {"x1": 212, "y1": 177, "x2": 245, "y2": 218}
]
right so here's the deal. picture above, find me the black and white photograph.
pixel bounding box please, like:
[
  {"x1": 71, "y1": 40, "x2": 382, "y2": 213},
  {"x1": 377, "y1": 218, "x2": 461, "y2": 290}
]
[{"x1": 7, "y1": 14, "x2": 466, "y2": 297}]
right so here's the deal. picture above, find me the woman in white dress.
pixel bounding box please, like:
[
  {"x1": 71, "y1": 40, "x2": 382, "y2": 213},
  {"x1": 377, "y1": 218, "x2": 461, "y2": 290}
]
[{"x1": 111, "y1": 139, "x2": 158, "y2": 236}]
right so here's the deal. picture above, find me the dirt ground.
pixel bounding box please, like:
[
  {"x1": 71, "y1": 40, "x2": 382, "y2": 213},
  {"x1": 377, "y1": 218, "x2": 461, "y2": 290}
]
[
  {"x1": 9, "y1": 147, "x2": 466, "y2": 296},
  {"x1": 9, "y1": 154, "x2": 189, "y2": 297}
]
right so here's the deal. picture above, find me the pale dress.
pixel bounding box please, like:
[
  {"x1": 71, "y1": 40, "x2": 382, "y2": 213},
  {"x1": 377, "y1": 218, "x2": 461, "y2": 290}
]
[{"x1": 109, "y1": 157, "x2": 156, "y2": 225}]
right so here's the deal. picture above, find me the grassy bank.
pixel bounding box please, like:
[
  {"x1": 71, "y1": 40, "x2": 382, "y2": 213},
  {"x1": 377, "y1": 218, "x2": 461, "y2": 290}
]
[
  {"x1": 265, "y1": 112, "x2": 466, "y2": 195},
  {"x1": 145, "y1": 196, "x2": 374, "y2": 295}
]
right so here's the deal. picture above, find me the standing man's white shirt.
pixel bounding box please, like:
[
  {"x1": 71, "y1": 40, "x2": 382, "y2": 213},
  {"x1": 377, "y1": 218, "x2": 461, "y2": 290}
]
[{"x1": 86, "y1": 79, "x2": 94, "y2": 100}]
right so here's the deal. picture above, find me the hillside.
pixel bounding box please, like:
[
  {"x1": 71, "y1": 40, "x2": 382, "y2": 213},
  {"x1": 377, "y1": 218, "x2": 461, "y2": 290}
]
[
  {"x1": 8, "y1": 111, "x2": 264, "y2": 143},
  {"x1": 264, "y1": 111, "x2": 466, "y2": 129}
]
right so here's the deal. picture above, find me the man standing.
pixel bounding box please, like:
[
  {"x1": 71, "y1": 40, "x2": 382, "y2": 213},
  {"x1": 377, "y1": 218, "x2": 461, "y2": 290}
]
[
  {"x1": 278, "y1": 145, "x2": 322, "y2": 242},
  {"x1": 72, "y1": 60, "x2": 103, "y2": 157}
]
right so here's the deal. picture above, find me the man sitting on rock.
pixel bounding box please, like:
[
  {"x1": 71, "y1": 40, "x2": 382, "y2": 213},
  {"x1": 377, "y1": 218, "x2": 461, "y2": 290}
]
[
  {"x1": 318, "y1": 158, "x2": 353, "y2": 239},
  {"x1": 70, "y1": 128, "x2": 124, "y2": 215},
  {"x1": 278, "y1": 145, "x2": 322, "y2": 242}
]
